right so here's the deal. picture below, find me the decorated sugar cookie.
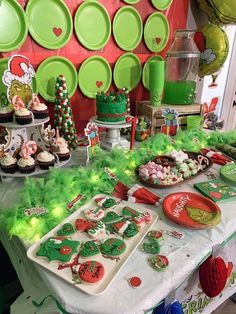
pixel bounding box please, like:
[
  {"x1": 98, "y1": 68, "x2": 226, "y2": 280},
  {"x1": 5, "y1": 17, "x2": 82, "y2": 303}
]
[
  {"x1": 80, "y1": 241, "x2": 100, "y2": 258},
  {"x1": 147, "y1": 230, "x2": 164, "y2": 241},
  {"x1": 141, "y1": 238, "x2": 160, "y2": 254},
  {"x1": 77, "y1": 260, "x2": 105, "y2": 284},
  {"x1": 148, "y1": 255, "x2": 169, "y2": 272},
  {"x1": 127, "y1": 276, "x2": 142, "y2": 289},
  {"x1": 133, "y1": 212, "x2": 152, "y2": 228},
  {"x1": 124, "y1": 223, "x2": 139, "y2": 238},
  {"x1": 102, "y1": 211, "x2": 121, "y2": 224},
  {"x1": 122, "y1": 206, "x2": 140, "y2": 218},
  {"x1": 84, "y1": 207, "x2": 105, "y2": 221},
  {"x1": 57, "y1": 223, "x2": 75, "y2": 236},
  {"x1": 75, "y1": 218, "x2": 96, "y2": 232},
  {"x1": 112, "y1": 221, "x2": 131, "y2": 236},
  {"x1": 95, "y1": 197, "x2": 117, "y2": 209},
  {"x1": 87, "y1": 221, "x2": 106, "y2": 239},
  {"x1": 36, "y1": 237, "x2": 80, "y2": 262},
  {"x1": 100, "y1": 238, "x2": 126, "y2": 256}
]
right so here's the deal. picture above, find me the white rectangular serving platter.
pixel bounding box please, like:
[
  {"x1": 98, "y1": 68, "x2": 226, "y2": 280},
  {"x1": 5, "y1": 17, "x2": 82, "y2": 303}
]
[{"x1": 27, "y1": 194, "x2": 158, "y2": 295}]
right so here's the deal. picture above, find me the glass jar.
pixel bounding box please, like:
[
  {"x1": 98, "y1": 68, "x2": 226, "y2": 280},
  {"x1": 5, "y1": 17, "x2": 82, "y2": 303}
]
[{"x1": 163, "y1": 30, "x2": 200, "y2": 105}]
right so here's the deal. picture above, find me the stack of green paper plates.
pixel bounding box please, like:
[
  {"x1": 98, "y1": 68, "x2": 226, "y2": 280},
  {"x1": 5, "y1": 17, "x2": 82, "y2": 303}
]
[{"x1": 151, "y1": 0, "x2": 173, "y2": 10}]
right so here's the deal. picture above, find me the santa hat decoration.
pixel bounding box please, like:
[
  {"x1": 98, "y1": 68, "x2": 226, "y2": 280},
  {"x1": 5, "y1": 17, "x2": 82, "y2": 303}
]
[
  {"x1": 199, "y1": 256, "x2": 230, "y2": 297},
  {"x1": 3, "y1": 55, "x2": 35, "y2": 86},
  {"x1": 127, "y1": 184, "x2": 160, "y2": 206}
]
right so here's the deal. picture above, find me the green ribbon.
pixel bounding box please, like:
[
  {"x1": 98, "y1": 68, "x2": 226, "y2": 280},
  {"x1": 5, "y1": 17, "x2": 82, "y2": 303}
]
[{"x1": 32, "y1": 295, "x2": 70, "y2": 314}]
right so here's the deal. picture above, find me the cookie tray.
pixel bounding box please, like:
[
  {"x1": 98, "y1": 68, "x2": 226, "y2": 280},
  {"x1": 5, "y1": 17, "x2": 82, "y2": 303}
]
[{"x1": 27, "y1": 194, "x2": 158, "y2": 295}]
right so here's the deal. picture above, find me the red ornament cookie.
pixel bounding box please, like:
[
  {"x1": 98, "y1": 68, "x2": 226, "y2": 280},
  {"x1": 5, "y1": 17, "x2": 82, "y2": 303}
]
[
  {"x1": 127, "y1": 276, "x2": 142, "y2": 288},
  {"x1": 78, "y1": 260, "x2": 105, "y2": 284}
]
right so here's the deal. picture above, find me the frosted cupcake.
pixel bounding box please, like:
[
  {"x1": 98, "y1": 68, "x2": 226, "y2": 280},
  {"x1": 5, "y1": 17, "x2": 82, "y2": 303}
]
[
  {"x1": 52, "y1": 138, "x2": 70, "y2": 161},
  {"x1": 0, "y1": 106, "x2": 14, "y2": 123},
  {"x1": 17, "y1": 156, "x2": 35, "y2": 173},
  {"x1": 31, "y1": 94, "x2": 48, "y2": 119},
  {"x1": 37, "y1": 151, "x2": 55, "y2": 169},
  {"x1": 0, "y1": 154, "x2": 18, "y2": 173},
  {"x1": 15, "y1": 107, "x2": 33, "y2": 125}
]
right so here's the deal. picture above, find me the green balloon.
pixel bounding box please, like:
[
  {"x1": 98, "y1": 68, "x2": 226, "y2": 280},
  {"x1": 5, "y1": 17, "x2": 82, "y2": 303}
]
[
  {"x1": 199, "y1": 0, "x2": 236, "y2": 25},
  {"x1": 196, "y1": 23, "x2": 229, "y2": 77}
]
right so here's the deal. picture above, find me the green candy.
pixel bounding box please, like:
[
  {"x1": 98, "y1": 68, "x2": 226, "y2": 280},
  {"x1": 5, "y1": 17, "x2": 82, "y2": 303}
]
[
  {"x1": 124, "y1": 223, "x2": 139, "y2": 238},
  {"x1": 57, "y1": 223, "x2": 75, "y2": 236},
  {"x1": 102, "y1": 211, "x2": 121, "y2": 224},
  {"x1": 80, "y1": 241, "x2": 100, "y2": 258}
]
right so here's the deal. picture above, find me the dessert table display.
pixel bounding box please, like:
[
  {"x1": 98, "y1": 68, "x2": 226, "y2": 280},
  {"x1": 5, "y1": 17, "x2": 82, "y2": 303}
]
[{"x1": 1, "y1": 130, "x2": 236, "y2": 314}]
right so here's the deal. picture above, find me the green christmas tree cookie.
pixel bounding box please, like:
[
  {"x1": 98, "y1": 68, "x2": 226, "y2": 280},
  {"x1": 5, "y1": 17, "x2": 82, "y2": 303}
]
[
  {"x1": 186, "y1": 206, "x2": 221, "y2": 225},
  {"x1": 36, "y1": 237, "x2": 80, "y2": 262}
]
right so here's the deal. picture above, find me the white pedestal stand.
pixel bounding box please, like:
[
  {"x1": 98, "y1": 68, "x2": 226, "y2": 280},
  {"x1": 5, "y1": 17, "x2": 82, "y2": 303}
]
[{"x1": 90, "y1": 117, "x2": 132, "y2": 151}]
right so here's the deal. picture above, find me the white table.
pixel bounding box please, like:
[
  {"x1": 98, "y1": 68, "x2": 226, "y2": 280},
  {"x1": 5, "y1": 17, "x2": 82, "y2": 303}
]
[{"x1": 1, "y1": 162, "x2": 236, "y2": 314}]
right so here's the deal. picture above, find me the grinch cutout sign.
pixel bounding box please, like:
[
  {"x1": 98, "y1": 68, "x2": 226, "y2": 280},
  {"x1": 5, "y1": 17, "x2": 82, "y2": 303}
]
[
  {"x1": 84, "y1": 122, "x2": 100, "y2": 163},
  {"x1": 161, "y1": 108, "x2": 179, "y2": 136},
  {"x1": 2, "y1": 55, "x2": 35, "y2": 107}
]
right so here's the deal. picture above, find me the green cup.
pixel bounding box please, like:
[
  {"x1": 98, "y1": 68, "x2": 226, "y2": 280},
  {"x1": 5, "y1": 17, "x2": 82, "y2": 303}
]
[
  {"x1": 149, "y1": 60, "x2": 165, "y2": 106},
  {"x1": 187, "y1": 115, "x2": 203, "y2": 130}
]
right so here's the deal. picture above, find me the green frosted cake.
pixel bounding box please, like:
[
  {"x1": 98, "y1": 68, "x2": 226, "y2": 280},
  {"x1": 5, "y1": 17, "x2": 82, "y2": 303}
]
[{"x1": 96, "y1": 91, "x2": 128, "y2": 123}]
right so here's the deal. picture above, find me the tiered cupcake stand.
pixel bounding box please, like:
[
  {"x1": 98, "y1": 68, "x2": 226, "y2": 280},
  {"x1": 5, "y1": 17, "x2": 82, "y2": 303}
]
[{"x1": 0, "y1": 118, "x2": 70, "y2": 178}]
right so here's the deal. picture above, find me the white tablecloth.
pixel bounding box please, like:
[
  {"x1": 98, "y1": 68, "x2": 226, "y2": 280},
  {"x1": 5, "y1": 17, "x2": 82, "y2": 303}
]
[{"x1": 1, "y1": 164, "x2": 236, "y2": 314}]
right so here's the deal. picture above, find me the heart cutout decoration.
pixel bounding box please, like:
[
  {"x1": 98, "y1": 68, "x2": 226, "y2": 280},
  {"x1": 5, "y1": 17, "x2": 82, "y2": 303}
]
[
  {"x1": 53, "y1": 27, "x2": 63, "y2": 37},
  {"x1": 96, "y1": 80, "x2": 103, "y2": 88},
  {"x1": 57, "y1": 223, "x2": 75, "y2": 236},
  {"x1": 155, "y1": 37, "x2": 162, "y2": 45}
]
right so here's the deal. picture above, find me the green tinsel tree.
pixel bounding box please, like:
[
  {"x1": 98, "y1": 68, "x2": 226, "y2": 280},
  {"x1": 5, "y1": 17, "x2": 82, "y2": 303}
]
[{"x1": 54, "y1": 75, "x2": 78, "y2": 150}]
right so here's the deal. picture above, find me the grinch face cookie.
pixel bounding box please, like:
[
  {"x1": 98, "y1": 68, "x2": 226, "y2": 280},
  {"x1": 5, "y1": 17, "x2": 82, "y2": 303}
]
[
  {"x1": 84, "y1": 208, "x2": 105, "y2": 221},
  {"x1": 124, "y1": 223, "x2": 139, "y2": 238},
  {"x1": 100, "y1": 238, "x2": 126, "y2": 256},
  {"x1": 102, "y1": 211, "x2": 121, "y2": 224},
  {"x1": 148, "y1": 255, "x2": 169, "y2": 272},
  {"x1": 87, "y1": 221, "x2": 106, "y2": 239},
  {"x1": 141, "y1": 238, "x2": 160, "y2": 254},
  {"x1": 80, "y1": 241, "x2": 100, "y2": 258},
  {"x1": 36, "y1": 237, "x2": 80, "y2": 262},
  {"x1": 95, "y1": 197, "x2": 117, "y2": 209},
  {"x1": 57, "y1": 223, "x2": 75, "y2": 236},
  {"x1": 147, "y1": 230, "x2": 164, "y2": 241},
  {"x1": 75, "y1": 218, "x2": 96, "y2": 232},
  {"x1": 78, "y1": 261, "x2": 105, "y2": 284}
]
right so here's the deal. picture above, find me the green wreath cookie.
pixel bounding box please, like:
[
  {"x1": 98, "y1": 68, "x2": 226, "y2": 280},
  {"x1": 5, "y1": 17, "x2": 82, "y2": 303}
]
[{"x1": 80, "y1": 241, "x2": 100, "y2": 258}]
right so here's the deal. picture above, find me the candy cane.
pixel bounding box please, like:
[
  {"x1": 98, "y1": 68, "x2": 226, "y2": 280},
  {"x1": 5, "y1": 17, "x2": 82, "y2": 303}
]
[
  {"x1": 12, "y1": 95, "x2": 25, "y2": 111},
  {"x1": 20, "y1": 141, "x2": 37, "y2": 158},
  {"x1": 32, "y1": 93, "x2": 41, "y2": 107}
]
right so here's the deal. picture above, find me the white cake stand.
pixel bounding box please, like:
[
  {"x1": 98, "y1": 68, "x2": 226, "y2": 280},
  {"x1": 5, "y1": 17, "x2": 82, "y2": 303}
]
[{"x1": 90, "y1": 117, "x2": 132, "y2": 151}]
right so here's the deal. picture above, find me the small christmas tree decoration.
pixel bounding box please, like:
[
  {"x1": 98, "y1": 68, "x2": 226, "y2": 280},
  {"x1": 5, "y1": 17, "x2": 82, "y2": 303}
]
[{"x1": 54, "y1": 75, "x2": 78, "y2": 150}]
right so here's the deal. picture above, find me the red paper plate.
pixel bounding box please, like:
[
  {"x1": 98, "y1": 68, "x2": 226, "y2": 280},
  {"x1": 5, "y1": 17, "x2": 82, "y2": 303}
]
[{"x1": 162, "y1": 192, "x2": 221, "y2": 229}]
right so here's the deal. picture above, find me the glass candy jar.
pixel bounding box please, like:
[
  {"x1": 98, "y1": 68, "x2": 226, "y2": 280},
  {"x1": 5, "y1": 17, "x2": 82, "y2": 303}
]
[{"x1": 163, "y1": 30, "x2": 200, "y2": 105}]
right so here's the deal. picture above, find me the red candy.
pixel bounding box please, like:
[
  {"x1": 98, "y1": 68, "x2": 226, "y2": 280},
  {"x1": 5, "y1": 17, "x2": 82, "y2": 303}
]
[{"x1": 60, "y1": 246, "x2": 72, "y2": 255}]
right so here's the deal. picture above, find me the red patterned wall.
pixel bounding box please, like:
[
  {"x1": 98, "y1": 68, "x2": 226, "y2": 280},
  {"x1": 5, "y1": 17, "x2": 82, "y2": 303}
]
[{"x1": 1, "y1": 0, "x2": 189, "y2": 134}]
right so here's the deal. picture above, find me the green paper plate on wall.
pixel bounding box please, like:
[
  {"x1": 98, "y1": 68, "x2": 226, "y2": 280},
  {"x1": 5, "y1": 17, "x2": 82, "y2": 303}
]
[
  {"x1": 0, "y1": 58, "x2": 37, "y2": 103},
  {"x1": 78, "y1": 56, "x2": 112, "y2": 99},
  {"x1": 36, "y1": 56, "x2": 77, "y2": 102},
  {"x1": 151, "y1": 0, "x2": 173, "y2": 10},
  {"x1": 26, "y1": 0, "x2": 73, "y2": 50},
  {"x1": 122, "y1": 0, "x2": 141, "y2": 4},
  {"x1": 0, "y1": 0, "x2": 28, "y2": 52},
  {"x1": 144, "y1": 12, "x2": 170, "y2": 52},
  {"x1": 113, "y1": 6, "x2": 143, "y2": 51},
  {"x1": 74, "y1": 0, "x2": 111, "y2": 50},
  {"x1": 113, "y1": 53, "x2": 142, "y2": 91},
  {"x1": 142, "y1": 55, "x2": 164, "y2": 90}
]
